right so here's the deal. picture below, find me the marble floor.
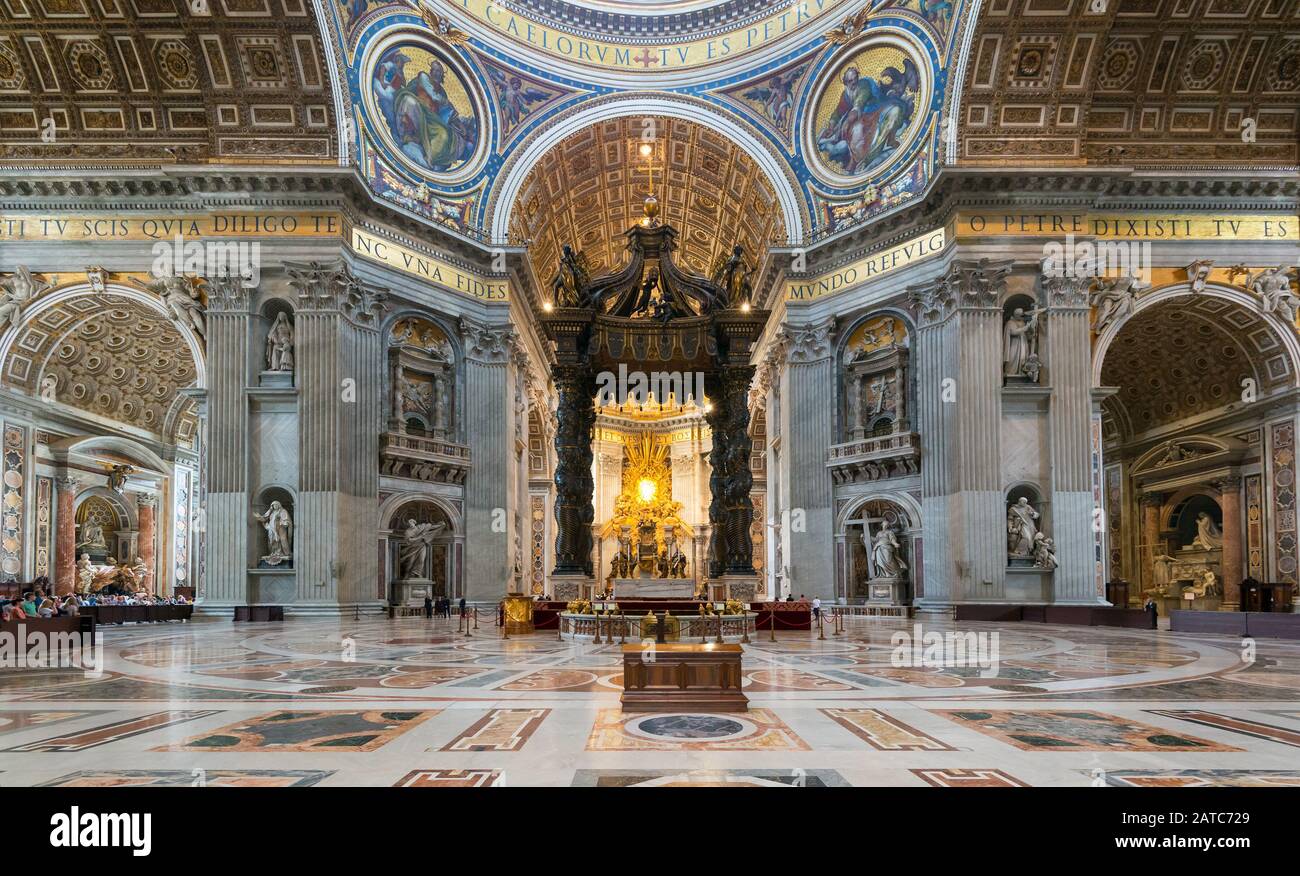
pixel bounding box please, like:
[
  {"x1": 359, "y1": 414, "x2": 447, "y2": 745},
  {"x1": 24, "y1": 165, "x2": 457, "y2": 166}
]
[{"x1": 1, "y1": 615, "x2": 1298, "y2": 787}]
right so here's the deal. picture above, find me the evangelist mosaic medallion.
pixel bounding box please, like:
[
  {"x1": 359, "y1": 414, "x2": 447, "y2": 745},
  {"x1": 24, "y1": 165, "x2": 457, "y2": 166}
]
[
  {"x1": 806, "y1": 36, "x2": 930, "y2": 188},
  {"x1": 366, "y1": 35, "x2": 485, "y2": 181}
]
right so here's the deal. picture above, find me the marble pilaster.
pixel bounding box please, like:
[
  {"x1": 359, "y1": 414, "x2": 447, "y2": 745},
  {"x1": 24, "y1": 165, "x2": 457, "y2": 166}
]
[
  {"x1": 55, "y1": 476, "x2": 78, "y2": 596},
  {"x1": 1216, "y1": 476, "x2": 1243, "y2": 611},
  {"x1": 777, "y1": 319, "x2": 836, "y2": 600},
  {"x1": 911, "y1": 260, "x2": 1012, "y2": 609},
  {"x1": 203, "y1": 275, "x2": 252, "y2": 606},
  {"x1": 461, "y1": 318, "x2": 519, "y2": 600},
  {"x1": 1044, "y1": 274, "x2": 1105, "y2": 603}
]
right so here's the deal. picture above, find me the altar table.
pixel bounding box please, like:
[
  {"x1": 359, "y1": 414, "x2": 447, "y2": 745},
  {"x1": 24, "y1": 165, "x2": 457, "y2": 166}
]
[{"x1": 620, "y1": 643, "x2": 748, "y2": 712}]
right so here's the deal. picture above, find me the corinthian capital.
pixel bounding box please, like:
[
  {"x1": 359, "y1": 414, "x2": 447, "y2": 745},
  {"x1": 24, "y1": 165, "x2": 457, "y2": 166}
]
[
  {"x1": 778, "y1": 318, "x2": 836, "y2": 364},
  {"x1": 205, "y1": 271, "x2": 251, "y2": 313},
  {"x1": 287, "y1": 259, "x2": 387, "y2": 326},
  {"x1": 910, "y1": 259, "x2": 1014, "y2": 323},
  {"x1": 1041, "y1": 272, "x2": 1092, "y2": 309},
  {"x1": 459, "y1": 317, "x2": 515, "y2": 364}
]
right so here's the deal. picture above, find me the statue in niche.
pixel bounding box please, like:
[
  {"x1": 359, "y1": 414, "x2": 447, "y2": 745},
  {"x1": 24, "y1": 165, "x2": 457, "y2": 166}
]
[
  {"x1": 432, "y1": 376, "x2": 450, "y2": 432},
  {"x1": 845, "y1": 376, "x2": 863, "y2": 434},
  {"x1": 108, "y1": 464, "x2": 133, "y2": 494},
  {"x1": 1190, "y1": 512, "x2": 1223, "y2": 550},
  {"x1": 865, "y1": 524, "x2": 908, "y2": 580},
  {"x1": 710, "y1": 245, "x2": 753, "y2": 307},
  {"x1": 77, "y1": 518, "x2": 107, "y2": 550},
  {"x1": 1250, "y1": 266, "x2": 1300, "y2": 323},
  {"x1": 254, "y1": 500, "x2": 294, "y2": 565},
  {"x1": 264, "y1": 312, "x2": 294, "y2": 372},
  {"x1": 0, "y1": 266, "x2": 52, "y2": 331},
  {"x1": 1090, "y1": 274, "x2": 1146, "y2": 334},
  {"x1": 1032, "y1": 533, "x2": 1058, "y2": 571},
  {"x1": 1007, "y1": 497, "x2": 1040, "y2": 558},
  {"x1": 397, "y1": 518, "x2": 447, "y2": 579},
  {"x1": 1003, "y1": 306, "x2": 1045, "y2": 381}
]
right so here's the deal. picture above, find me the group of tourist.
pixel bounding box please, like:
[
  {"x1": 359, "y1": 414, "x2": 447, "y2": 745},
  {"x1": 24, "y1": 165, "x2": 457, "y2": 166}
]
[
  {"x1": 1, "y1": 579, "x2": 78, "y2": 621},
  {"x1": 1, "y1": 578, "x2": 189, "y2": 622},
  {"x1": 422, "y1": 595, "x2": 464, "y2": 618}
]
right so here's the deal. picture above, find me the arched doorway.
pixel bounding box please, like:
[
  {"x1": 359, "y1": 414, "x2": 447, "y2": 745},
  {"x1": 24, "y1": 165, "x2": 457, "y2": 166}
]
[
  {"x1": 837, "y1": 495, "x2": 920, "y2": 605},
  {"x1": 1096, "y1": 284, "x2": 1300, "y2": 610},
  {"x1": 385, "y1": 499, "x2": 456, "y2": 604}
]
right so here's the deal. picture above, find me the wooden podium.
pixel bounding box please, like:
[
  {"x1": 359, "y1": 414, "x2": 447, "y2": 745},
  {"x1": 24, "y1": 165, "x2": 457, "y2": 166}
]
[{"x1": 620, "y1": 643, "x2": 748, "y2": 712}]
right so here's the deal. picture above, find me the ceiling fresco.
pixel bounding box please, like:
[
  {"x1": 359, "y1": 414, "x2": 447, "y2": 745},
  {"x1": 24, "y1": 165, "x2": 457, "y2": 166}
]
[{"x1": 328, "y1": 0, "x2": 971, "y2": 245}]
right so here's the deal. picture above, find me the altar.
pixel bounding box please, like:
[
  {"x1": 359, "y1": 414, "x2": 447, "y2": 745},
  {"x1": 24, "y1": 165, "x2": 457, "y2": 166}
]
[{"x1": 614, "y1": 578, "x2": 695, "y2": 599}]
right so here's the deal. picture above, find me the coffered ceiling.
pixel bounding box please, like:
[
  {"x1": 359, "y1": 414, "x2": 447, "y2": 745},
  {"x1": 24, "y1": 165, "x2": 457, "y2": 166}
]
[
  {"x1": 507, "y1": 115, "x2": 786, "y2": 283},
  {"x1": 0, "y1": 0, "x2": 337, "y2": 165},
  {"x1": 957, "y1": 0, "x2": 1299, "y2": 167}
]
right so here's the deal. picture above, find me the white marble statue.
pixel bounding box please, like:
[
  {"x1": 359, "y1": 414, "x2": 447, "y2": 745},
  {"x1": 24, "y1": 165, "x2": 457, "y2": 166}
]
[
  {"x1": 1152, "y1": 553, "x2": 1176, "y2": 595},
  {"x1": 76, "y1": 553, "x2": 93, "y2": 593},
  {"x1": 865, "y1": 524, "x2": 908, "y2": 579},
  {"x1": 1250, "y1": 266, "x2": 1299, "y2": 323},
  {"x1": 254, "y1": 500, "x2": 294, "y2": 562},
  {"x1": 265, "y1": 312, "x2": 294, "y2": 372},
  {"x1": 1003, "y1": 307, "x2": 1045, "y2": 380},
  {"x1": 1007, "y1": 497, "x2": 1040, "y2": 557},
  {"x1": 1032, "y1": 533, "x2": 1058, "y2": 571},
  {"x1": 1191, "y1": 511, "x2": 1223, "y2": 550},
  {"x1": 156, "y1": 275, "x2": 207, "y2": 341},
  {"x1": 397, "y1": 518, "x2": 447, "y2": 579},
  {"x1": 77, "y1": 518, "x2": 106, "y2": 550},
  {"x1": 433, "y1": 376, "x2": 450, "y2": 432},
  {"x1": 1186, "y1": 259, "x2": 1214, "y2": 294},
  {"x1": 1090, "y1": 273, "x2": 1146, "y2": 334},
  {"x1": 0, "y1": 266, "x2": 52, "y2": 332}
]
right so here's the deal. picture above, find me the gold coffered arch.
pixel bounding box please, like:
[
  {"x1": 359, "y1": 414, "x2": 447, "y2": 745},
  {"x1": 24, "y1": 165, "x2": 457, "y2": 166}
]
[{"x1": 507, "y1": 114, "x2": 788, "y2": 283}]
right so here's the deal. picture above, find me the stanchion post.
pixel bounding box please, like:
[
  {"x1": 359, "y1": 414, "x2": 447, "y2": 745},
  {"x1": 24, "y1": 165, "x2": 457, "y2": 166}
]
[
  {"x1": 769, "y1": 604, "x2": 776, "y2": 642},
  {"x1": 817, "y1": 610, "x2": 825, "y2": 640}
]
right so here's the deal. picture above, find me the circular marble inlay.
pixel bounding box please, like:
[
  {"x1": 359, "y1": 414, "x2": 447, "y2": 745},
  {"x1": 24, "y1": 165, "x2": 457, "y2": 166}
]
[{"x1": 628, "y1": 714, "x2": 750, "y2": 741}]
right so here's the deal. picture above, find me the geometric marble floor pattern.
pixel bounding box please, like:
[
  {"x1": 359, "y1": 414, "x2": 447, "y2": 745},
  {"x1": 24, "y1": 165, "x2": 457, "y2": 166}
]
[{"x1": 1, "y1": 615, "x2": 1298, "y2": 787}]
